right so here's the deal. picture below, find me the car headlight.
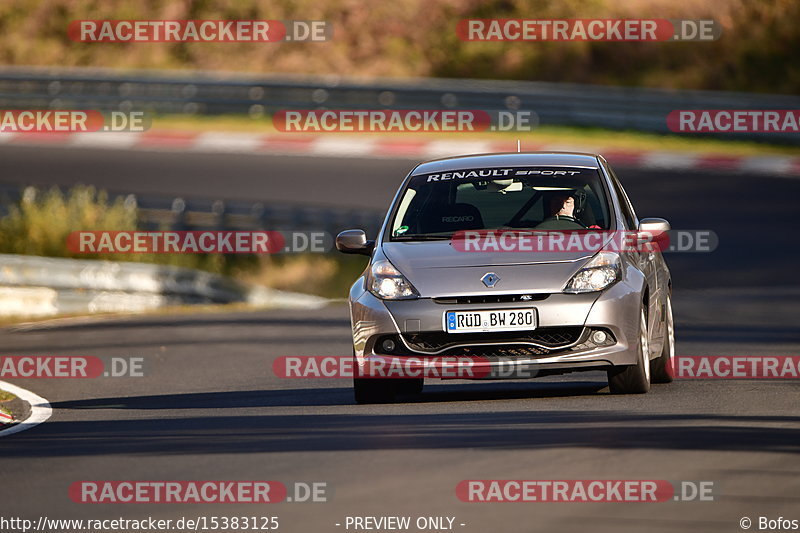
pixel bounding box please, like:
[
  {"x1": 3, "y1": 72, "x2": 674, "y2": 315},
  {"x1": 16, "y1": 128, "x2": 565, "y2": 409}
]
[
  {"x1": 564, "y1": 251, "x2": 621, "y2": 293},
  {"x1": 368, "y1": 260, "x2": 419, "y2": 300}
]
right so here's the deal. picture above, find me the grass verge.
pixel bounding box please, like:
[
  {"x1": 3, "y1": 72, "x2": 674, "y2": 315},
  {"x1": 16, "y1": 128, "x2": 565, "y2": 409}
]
[
  {"x1": 0, "y1": 390, "x2": 17, "y2": 425},
  {"x1": 233, "y1": 253, "x2": 367, "y2": 300},
  {"x1": 0, "y1": 185, "x2": 368, "y2": 300},
  {"x1": 0, "y1": 390, "x2": 16, "y2": 402}
]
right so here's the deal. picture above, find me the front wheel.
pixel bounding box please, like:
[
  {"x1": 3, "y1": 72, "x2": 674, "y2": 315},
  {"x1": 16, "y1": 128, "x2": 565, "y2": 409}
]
[
  {"x1": 395, "y1": 378, "x2": 424, "y2": 395},
  {"x1": 608, "y1": 306, "x2": 651, "y2": 394},
  {"x1": 354, "y1": 376, "x2": 397, "y2": 404},
  {"x1": 352, "y1": 348, "x2": 401, "y2": 404},
  {"x1": 650, "y1": 294, "x2": 675, "y2": 383}
]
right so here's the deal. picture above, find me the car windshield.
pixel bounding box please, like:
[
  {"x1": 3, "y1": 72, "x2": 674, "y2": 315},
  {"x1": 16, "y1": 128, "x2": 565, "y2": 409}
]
[{"x1": 390, "y1": 166, "x2": 612, "y2": 240}]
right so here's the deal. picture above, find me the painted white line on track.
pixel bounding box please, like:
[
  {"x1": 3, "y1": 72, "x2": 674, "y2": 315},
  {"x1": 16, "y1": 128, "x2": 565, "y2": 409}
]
[
  {"x1": 2, "y1": 132, "x2": 799, "y2": 175},
  {"x1": 312, "y1": 137, "x2": 378, "y2": 156},
  {"x1": 70, "y1": 131, "x2": 141, "y2": 149},
  {"x1": 192, "y1": 132, "x2": 263, "y2": 153},
  {"x1": 641, "y1": 151, "x2": 700, "y2": 170},
  {"x1": 0, "y1": 380, "x2": 52, "y2": 437},
  {"x1": 424, "y1": 140, "x2": 493, "y2": 158},
  {"x1": 739, "y1": 155, "x2": 795, "y2": 175}
]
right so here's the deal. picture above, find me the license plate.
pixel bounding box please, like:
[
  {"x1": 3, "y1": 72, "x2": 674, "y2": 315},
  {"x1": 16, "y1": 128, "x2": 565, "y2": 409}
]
[{"x1": 444, "y1": 308, "x2": 537, "y2": 333}]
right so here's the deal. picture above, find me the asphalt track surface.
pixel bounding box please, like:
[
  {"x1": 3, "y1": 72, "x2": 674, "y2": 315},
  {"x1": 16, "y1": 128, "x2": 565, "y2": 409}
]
[{"x1": 0, "y1": 145, "x2": 798, "y2": 533}]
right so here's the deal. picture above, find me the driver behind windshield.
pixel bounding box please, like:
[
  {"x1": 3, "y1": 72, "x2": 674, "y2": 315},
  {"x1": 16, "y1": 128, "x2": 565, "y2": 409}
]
[{"x1": 535, "y1": 193, "x2": 586, "y2": 229}]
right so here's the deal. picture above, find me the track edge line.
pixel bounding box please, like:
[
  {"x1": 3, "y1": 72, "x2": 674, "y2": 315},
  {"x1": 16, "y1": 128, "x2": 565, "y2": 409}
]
[{"x1": 0, "y1": 380, "x2": 52, "y2": 437}]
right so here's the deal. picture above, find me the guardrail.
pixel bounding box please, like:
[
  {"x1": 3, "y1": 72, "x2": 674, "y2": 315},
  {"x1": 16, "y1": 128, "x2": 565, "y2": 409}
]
[
  {"x1": 0, "y1": 253, "x2": 329, "y2": 316},
  {"x1": 1, "y1": 67, "x2": 798, "y2": 143},
  {"x1": 0, "y1": 184, "x2": 386, "y2": 237}
]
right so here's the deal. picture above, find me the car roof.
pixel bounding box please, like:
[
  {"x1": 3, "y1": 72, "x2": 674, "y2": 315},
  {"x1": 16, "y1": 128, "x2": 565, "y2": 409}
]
[{"x1": 411, "y1": 152, "x2": 602, "y2": 175}]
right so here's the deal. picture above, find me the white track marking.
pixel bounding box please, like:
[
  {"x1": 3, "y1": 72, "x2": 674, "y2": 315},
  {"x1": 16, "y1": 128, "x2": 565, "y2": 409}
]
[
  {"x1": 311, "y1": 137, "x2": 378, "y2": 156},
  {"x1": 192, "y1": 132, "x2": 263, "y2": 152},
  {"x1": 69, "y1": 131, "x2": 141, "y2": 149},
  {"x1": 423, "y1": 140, "x2": 493, "y2": 158},
  {"x1": 739, "y1": 155, "x2": 796, "y2": 175},
  {"x1": 0, "y1": 380, "x2": 52, "y2": 437},
  {"x1": 640, "y1": 151, "x2": 700, "y2": 170},
  {"x1": 2, "y1": 132, "x2": 799, "y2": 175}
]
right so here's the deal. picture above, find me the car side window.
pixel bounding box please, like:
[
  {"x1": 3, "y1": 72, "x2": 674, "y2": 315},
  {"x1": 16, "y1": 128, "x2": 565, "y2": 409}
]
[{"x1": 607, "y1": 165, "x2": 638, "y2": 230}]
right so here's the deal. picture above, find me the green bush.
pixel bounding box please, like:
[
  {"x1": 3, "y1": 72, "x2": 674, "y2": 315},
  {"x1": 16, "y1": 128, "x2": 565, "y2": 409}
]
[
  {"x1": 0, "y1": 186, "x2": 136, "y2": 257},
  {"x1": 0, "y1": 185, "x2": 248, "y2": 274},
  {"x1": 0, "y1": 185, "x2": 361, "y2": 296}
]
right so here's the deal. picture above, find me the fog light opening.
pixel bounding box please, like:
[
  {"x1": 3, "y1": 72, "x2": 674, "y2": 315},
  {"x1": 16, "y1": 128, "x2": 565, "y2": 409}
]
[{"x1": 382, "y1": 339, "x2": 396, "y2": 353}]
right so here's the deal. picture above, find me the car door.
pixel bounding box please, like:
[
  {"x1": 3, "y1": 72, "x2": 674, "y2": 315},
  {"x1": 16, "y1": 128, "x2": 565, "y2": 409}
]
[{"x1": 604, "y1": 162, "x2": 663, "y2": 354}]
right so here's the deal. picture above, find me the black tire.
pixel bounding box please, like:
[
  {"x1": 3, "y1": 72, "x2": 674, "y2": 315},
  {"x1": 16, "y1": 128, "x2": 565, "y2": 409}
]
[
  {"x1": 608, "y1": 306, "x2": 651, "y2": 394},
  {"x1": 352, "y1": 347, "x2": 400, "y2": 404},
  {"x1": 354, "y1": 376, "x2": 397, "y2": 404},
  {"x1": 396, "y1": 378, "x2": 424, "y2": 395},
  {"x1": 650, "y1": 294, "x2": 675, "y2": 384},
  {"x1": 351, "y1": 346, "x2": 421, "y2": 403}
]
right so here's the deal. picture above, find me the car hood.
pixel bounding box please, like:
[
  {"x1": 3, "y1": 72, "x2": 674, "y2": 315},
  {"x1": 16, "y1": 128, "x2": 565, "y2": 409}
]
[{"x1": 381, "y1": 241, "x2": 594, "y2": 296}]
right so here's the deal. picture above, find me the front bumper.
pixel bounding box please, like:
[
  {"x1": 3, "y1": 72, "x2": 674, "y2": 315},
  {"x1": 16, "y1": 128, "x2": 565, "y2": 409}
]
[{"x1": 348, "y1": 271, "x2": 644, "y2": 379}]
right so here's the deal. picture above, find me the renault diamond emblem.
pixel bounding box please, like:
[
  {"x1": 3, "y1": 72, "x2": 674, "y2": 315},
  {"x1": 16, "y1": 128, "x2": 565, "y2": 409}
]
[{"x1": 481, "y1": 272, "x2": 500, "y2": 288}]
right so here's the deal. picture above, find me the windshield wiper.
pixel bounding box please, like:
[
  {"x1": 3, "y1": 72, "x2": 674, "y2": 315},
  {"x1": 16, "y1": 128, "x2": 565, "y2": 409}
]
[{"x1": 392, "y1": 234, "x2": 453, "y2": 241}]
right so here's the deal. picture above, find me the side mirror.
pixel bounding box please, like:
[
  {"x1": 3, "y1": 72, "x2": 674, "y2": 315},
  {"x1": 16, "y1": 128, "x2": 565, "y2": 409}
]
[
  {"x1": 637, "y1": 218, "x2": 671, "y2": 253},
  {"x1": 336, "y1": 229, "x2": 375, "y2": 256},
  {"x1": 638, "y1": 218, "x2": 671, "y2": 233}
]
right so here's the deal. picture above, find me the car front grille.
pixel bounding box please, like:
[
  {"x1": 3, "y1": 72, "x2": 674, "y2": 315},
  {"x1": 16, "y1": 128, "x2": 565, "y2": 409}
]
[
  {"x1": 433, "y1": 294, "x2": 550, "y2": 305},
  {"x1": 397, "y1": 327, "x2": 585, "y2": 356}
]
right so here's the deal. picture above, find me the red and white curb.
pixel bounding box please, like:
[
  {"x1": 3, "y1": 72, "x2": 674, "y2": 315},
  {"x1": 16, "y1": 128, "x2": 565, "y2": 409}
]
[
  {"x1": 1, "y1": 130, "x2": 799, "y2": 176},
  {"x1": 0, "y1": 380, "x2": 52, "y2": 437}
]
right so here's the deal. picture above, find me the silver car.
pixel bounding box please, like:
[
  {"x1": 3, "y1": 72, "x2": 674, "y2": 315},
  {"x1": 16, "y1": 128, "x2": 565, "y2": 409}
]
[{"x1": 337, "y1": 152, "x2": 674, "y2": 403}]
